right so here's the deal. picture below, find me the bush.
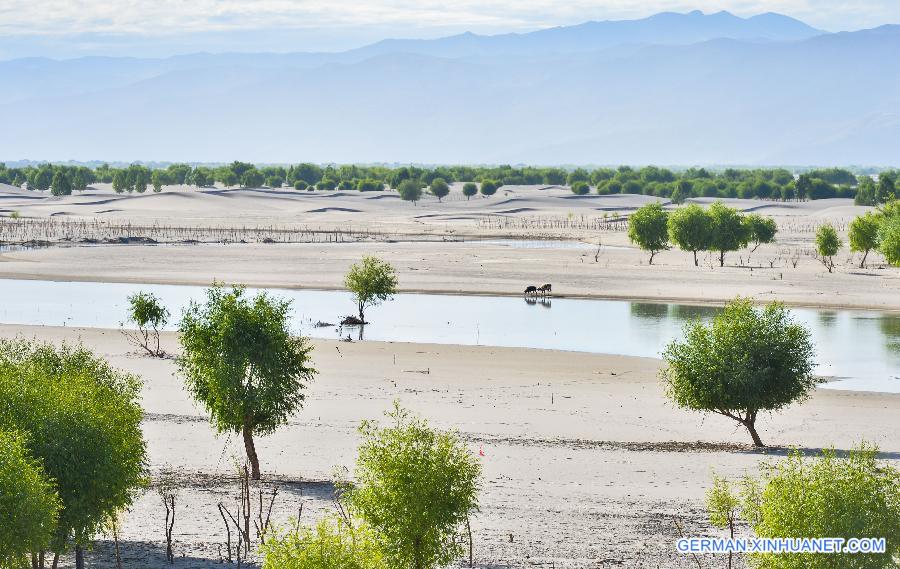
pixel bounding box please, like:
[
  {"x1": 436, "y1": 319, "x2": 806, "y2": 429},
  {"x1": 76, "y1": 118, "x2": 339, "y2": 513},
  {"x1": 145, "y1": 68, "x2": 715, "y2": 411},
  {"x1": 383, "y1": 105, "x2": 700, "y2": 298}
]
[
  {"x1": 628, "y1": 202, "x2": 669, "y2": 264},
  {"x1": 815, "y1": 224, "x2": 841, "y2": 273},
  {"x1": 123, "y1": 291, "x2": 169, "y2": 357},
  {"x1": 346, "y1": 403, "x2": 481, "y2": 569},
  {"x1": 662, "y1": 298, "x2": 816, "y2": 447},
  {"x1": 878, "y1": 213, "x2": 900, "y2": 266},
  {"x1": 462, "y1": 182, "x2": 477, "y2": 200},
  {"x1": 0, "y1": 429, "x2": 61, "y2": 568},
  {"x1": 261, "y1": 516, "x2": 384, "y2": 569},
  {"x1": 397, "y1": 179, "x2": 423, "y2": 204},
  {"x1": 293, "y1": 180, "x2": 309, "y2": 191},
  {"x1": 570, "y1": 181, "x2": 590, "y2": 195},
  {"x1": 357, "y1": 179, "x2": 384, "y2": 192}
]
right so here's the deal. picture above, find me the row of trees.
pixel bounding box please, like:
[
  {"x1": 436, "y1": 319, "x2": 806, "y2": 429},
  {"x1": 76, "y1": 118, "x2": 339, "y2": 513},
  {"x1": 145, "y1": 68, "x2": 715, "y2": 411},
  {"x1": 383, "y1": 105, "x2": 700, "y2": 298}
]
[
  {"x1": 628, "y1": 202, "x2": 778, "y2": 265},
  {"x1": 4, "y1": 162, "x2": 898, "y2": 204}
]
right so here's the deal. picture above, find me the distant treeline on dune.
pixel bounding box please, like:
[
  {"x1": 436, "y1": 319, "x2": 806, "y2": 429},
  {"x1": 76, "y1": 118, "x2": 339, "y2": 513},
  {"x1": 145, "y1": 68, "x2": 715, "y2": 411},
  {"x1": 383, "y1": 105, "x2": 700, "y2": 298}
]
[{"x1": 1, "y1": 162, "x2": 898, "y2": 206}]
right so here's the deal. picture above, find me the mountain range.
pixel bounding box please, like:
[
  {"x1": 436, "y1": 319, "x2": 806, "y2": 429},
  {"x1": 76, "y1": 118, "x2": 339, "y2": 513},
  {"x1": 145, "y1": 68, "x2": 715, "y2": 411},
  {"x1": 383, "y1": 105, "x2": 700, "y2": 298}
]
[{"x1": 1, "y1": 10, "x2": 898, "y2": 166}]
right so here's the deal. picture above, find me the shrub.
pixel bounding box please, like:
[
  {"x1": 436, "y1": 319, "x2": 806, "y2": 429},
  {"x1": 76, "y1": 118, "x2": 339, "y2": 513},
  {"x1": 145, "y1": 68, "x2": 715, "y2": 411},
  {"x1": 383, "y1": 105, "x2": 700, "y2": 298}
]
[
  {"x1": 293, "y1": 180, "x2": 309, "y2": 190},
  {"x1": 462, "y1": 182, "x2": 477, "y2": 200},
  {"x1": 344, "y1": 256, "x2": 398, "y2": 323},
  {"x1": 346, "y1": 403, "x2": 481, "y2": 569},
  {"x1": 815, "y1": 224, "x2": 841, "y2": 273},
  {"x1": 878, "y1": 213, "x2": 900, "y2": 266},
  {"x1": 570, "y1": 181, "x2": 590, "y2": 195},
  {"x1": 628, "y1": 202, "x2": 669, "y2": 264},
  {"x1": 123, "y1": 291, "x2": 169, "y2": 357},
  {"x1": 178, "y1": 285, "x2": 316, "y2": 480},
  {"x1": 662, "y1": 298, "x2": 816, "y2": 447},
  {"x1": 261, "y1": 516, "x2": 384, "y2": 569},
  {"x1": 397, "y1": 179, "x2": 423, "y2": 204}
]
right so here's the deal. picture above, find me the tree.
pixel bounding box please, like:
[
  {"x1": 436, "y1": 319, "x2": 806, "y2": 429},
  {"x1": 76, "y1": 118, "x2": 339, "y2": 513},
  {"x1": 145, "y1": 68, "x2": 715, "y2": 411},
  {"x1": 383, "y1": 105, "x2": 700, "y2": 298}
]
[
  {"x1": 708, "y1": 202, "x2": 749, "y2": 267},
  {"x1": 744, "y1": 213, "x2": 778, "y2": 252},
  {"x1": 628, "y1": 202, "x2": 669, "y2": 264},
  {"x1": 738, "y1": 445, "x2": 900, "y2": 569},
  {"x1": 178, "y1": 285, "x2": 316, "y2": 480},
  {"x1": 479, "y1": 179, "x2": 500, "y2": 196},
  {"x1": 876, "y1": 173, "x2": 896, "y2": 203},
  {"x1": 346, "y1": 403, "x2": 481, "y2": 569},
  {"x1": 241, "y1": 169, "x2": 264, "y2": 188},
  {"x1": 344, "y1": 256, "x2": 398, "y2": 323},
  {"x1": 0, "y1": 340, "x2": 147, "y2": 568},
  {"x1": 429, "y1": 178, "x2": 449, "y2": 202},
  {"x1": 397, "y1": 179, "x2": 423, "y2": 205},
  {"x1": 662, "y1": 298, "x2": 816, "y2": 447},
  {"x1": 849, "y1": 212, "x2": 881, "y2": 268},
  {"x1": 293, "y1": 180, "x2": 309, "y2": 191},
  {"x1": 0, "y1": 429, "x2": 61, "y2": 569},
  {"x1": 570, "y1": 181, "x2": 590, "y2": 195},
  {"x1": 878, "y1": 213, "x2": 900, "y2": 266},
  {"x1": 462, "y1": 182, "x2": 477, "y2": 200},
  {"x1": 123, "y1": 292, "x2": 170, "y2": 357},
  {"x1": 33, "y1": 166, "x2": 53, "y2": 192},
  {"x1": 261, "y1": 515, "x2": 385, "y2": 569},
  {"x1": 815, "y1": 224, "x2": 841, "y2": 273},
  {"x1": 50, "y1": 171, "x2": 72, "y2": 196},
  {"x1": 151, "y1": 170, "x2": 164, "y2": 193},
  {"x1": 667, "y1": 204, "x2": 712, "y2": 266},
  {"x1": 855, "y1": 176, "x2": 877, "y2": 206}
]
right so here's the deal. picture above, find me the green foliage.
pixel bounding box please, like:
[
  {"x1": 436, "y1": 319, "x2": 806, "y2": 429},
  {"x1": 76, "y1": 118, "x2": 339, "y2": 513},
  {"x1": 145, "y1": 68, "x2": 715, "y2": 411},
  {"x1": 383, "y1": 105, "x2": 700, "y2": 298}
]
[
  {"x1": 241, "y1": 169, "x2": 265, "y2": 188},
  {"x1": 855, "y1": 176, "x2": 878, "y2": 206},
  {"x1": 178, "y1": 285, "x2": 316, "y2": 479},
  {"x1": 462, "y1": 182, "x2": 477, "y2": 200},
  {"x1": 429, "y1": 178, "x2": 449, "y2": 201},
  {"x1": 628, "y1": 202, "x2": 669, "y2": 264},
  {"x1": 344, "y1": 256, "x2": 398, "y2": 322},
  {"x1": 50, "y1": 171, "x2": 72, "y2": 196},
  {"x1": 261, "y1": 516, "x2": 385, "y2": 569},
  {"x1": 0, "y1": 429, "x2": 61, "y2": 568},
  {"x1": 346, "y1": 403, "x2": 481, "y2": 569},
  {"x1": 662, "y1": 298, "x2": 816, "y2": 446},
  {"x1": 708, "y1": 202, "x2": 750, "y2": 266},
  {"x1": 849, "y1": 212, "x2": 881, "y2": 268},
  {"x1": 815, "y1": 224, "x2": 841, "y2": 272},
  {"x1": 742, "y1": 445, "x2": 900, "y2": 569},
  {"x1": 125, "y1": 292, "x2": 170, "y2": 356},
  {"x1": 0, "y1": 340, "x2": 146, "y2": 550},
  {"x1": 706, "y1": 474, "x2": 738, "y2": 532},
  {"x1": 293, "y1": 180, "x2": 309, "y2": 191},
  {"x1": 667, "y1": 204, "x2": 712, "y2": 266},
  {"x1": 744, "y1": 214, "x2": 778, "y2": 252},
  {"x1": 570, "y1": 181, "x2": 590, "y2": 195},
  {"x1": 397, "y1": 179, "x2": 423, "y2": 204},
  {"x1": 878, "y1": 213, "x2": 900, "y2": 267},
  {"x1": 479, "y1": 179, "x2": 500, "y2": 196}
]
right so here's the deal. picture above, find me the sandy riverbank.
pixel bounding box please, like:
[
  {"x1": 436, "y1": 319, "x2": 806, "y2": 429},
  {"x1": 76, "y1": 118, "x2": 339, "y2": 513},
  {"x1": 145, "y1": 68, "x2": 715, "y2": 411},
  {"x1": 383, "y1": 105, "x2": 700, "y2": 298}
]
[{"x1": 2, "y1": 324, "x2": 897, "y2": 568}]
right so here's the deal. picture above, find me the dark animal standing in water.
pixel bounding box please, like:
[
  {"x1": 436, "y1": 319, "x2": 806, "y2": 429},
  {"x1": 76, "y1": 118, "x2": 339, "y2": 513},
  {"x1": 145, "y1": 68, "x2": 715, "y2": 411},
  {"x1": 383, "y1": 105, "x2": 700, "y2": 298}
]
[
  {"x1": 524, "y1": 285, "x2": 538, "y2": 296},
  {"x1": 538, "y1": 284, "x2": 552, "y2": 296}
]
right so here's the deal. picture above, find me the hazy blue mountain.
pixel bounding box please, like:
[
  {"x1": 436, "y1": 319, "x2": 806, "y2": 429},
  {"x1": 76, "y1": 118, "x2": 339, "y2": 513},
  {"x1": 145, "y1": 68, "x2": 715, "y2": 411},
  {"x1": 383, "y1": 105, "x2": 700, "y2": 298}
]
[{"x1": 1, "y1": 13, "x2": 897, "y2": 166}]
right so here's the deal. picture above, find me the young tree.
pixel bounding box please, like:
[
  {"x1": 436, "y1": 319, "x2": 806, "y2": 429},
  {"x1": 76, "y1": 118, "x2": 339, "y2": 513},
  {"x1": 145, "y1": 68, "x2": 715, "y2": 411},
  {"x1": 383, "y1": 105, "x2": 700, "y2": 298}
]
[
  {"x1": 462, "y1": 182, "x2": 477, "y2": 200},
  {"x1": 397, "y1": 179, "x2": 423, "y2": 205},
  {"x1": 0, "y1": 341, "x2": 147, "y2": 569},
  {"x1": 0, "y1": 429, "x2": 61, "y2": 569},
  {"x1": 122, "y1": 291, "x2": 170, "y2": 357},
  {"x1": 479, "y1": 179, "x2": 500, "y2": 196},
  {"x1": 429, "y1": 178, "x2": 449, "y2": 202},
  {"x1": 293, "y1": 180, "x2": 309, "y2": 191},
  {"x1": 815, "y1": 224, "x2": 841, "y2": 273},
  {"x1": 344, "y1": 256, "x2": 398, "y2": 323},
  {"x1": 708, "y1": 202, "x2": 749, "y2": 266},
  {"x1": 878, "y1": 212, "x2": 900, "y2": 266},
  {"x1": 261, "y1": 515, "x2": 385, "y2": 569},
  {"x1": 628, "y1": 202, "x2": 669, "y2": 264},
  {"x1": 241, "y1": 169, "x2": 264, "y2": 188},
  {"x1": 738, "y1": 445, "x2": 900, "y2": 569},
  {"x1": 662, "y1": 298, "x2": 816, "y2": 447},
  {"x1": 346, "y1": 403, "x2": 481, "y2": 569},
  {"x1": 849, "y1": 212, "x2": 881, "y2": 268},
  {"x1": 570, "y1": 181, "x2": 590, "y2": 195},
  {"x1": 151, "y1": 170, "x2": 164, "y2": 193},
  {"x1": 744, "y1": 214, "x2": 777, "y2": 252},
  {"x1": 178, "y1": 285, "x2": 316, "y2": 480},
  {"x1": 667, "y1": 204, "x2": 712, "y2": 266},
  {"x1": 50, "y1": 170, "x2": 72, "y2": 196}
]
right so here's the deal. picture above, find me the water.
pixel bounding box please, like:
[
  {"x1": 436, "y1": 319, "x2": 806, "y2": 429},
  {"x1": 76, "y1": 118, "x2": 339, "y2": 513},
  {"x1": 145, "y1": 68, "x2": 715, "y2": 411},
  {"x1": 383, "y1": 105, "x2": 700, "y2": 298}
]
[{"x1": 0, "y1": 279, "x2": 897, "y2": 393}]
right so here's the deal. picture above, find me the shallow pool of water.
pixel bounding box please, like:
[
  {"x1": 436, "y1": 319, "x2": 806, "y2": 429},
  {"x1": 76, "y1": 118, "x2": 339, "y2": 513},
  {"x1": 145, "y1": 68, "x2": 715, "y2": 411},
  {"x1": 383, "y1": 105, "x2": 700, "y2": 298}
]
[{"x1": 0, "y1": 279, "x2": 897, "y2": 393}]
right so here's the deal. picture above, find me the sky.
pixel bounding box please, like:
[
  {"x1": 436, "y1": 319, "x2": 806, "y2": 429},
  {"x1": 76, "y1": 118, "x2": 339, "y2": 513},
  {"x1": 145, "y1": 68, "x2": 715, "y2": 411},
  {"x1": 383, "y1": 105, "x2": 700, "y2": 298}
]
[{"x1": 1, "y1": 0, "x2": 898, "y2": 59}]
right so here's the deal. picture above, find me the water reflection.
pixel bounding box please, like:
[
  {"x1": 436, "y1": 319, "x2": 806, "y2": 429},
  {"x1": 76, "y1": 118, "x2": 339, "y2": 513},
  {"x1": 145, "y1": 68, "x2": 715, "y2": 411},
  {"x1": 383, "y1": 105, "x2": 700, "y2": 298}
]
[{"x1": 524, "y1": 297, "x2": 552, "y2": 309}]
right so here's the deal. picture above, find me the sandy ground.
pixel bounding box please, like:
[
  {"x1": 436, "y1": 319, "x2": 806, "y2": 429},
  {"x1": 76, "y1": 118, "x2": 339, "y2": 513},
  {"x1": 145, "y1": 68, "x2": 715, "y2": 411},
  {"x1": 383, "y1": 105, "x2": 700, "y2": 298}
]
[{"x1": 1, "y1": 324, "x2": 897, "y2": 569}]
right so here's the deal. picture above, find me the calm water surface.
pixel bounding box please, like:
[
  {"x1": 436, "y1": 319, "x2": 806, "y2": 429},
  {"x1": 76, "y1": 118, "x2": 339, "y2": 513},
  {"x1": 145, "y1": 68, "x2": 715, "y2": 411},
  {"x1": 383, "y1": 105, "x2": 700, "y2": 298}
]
[{"x1": 0, "y1": 279, "x2": 897, "y2": 393}]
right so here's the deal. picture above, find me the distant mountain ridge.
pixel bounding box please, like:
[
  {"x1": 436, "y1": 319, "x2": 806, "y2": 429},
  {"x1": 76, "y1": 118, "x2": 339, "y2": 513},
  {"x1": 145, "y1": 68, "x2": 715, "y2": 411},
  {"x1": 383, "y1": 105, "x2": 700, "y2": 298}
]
[{"x1": 2, "y1": 11, "x2": 898, "y2": 166}]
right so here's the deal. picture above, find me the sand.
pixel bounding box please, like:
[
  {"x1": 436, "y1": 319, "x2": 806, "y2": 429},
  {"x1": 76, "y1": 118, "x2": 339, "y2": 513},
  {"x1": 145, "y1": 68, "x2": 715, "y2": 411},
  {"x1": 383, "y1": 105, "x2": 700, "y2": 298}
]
[{"x1": 0, "y1": 324, "x2": 896, "y2": 569}]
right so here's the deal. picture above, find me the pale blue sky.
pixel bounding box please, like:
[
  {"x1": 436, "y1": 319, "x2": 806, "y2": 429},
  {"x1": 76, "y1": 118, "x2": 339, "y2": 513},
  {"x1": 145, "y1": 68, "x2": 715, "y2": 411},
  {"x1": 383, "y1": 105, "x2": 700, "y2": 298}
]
[{"x1": 1, "y1": 0, "x2": 898, "y2": 58}]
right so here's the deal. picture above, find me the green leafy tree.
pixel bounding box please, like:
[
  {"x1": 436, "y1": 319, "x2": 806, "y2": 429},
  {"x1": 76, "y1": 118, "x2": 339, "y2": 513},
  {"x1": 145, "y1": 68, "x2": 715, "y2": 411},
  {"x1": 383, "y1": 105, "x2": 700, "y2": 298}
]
[
  {"x1": 178, "y1": 285, "x2": 316, "y2": 480},
  {"x1": 398, "y1": 179, "x2": 423, "y2": 205},
  {"x1": 293, "y1": 180, "x2": 309, "y2": 191},
  {"x1": 241, "y1": 169, "x2": 264, "y2": 188},
  {"x1": 855, "y1": 176, "x2": 878, "y2": 206},
  {"x1": 708, "y1": 202, "x2": 749, "y2": 266},
  {"x1": 815, "y1": 224, "x2": 841, "y2": 273},
  {"x1": 876, "y1": 173, "x2": 897, "y2": 204},
  {"x1": 462, "y1": 182, "x2": 477, "y2": 200},
  {"x1": 261, "y1": 515, "x2": 385, "y2": 569},
  {"x1": 33, "y1": 166, "x2": 53, "y2": 192},
  {"x1": 346, "y1": 403, "x2": 481, "y2": 569},
  {"x1": 570, "y1": 181, "x2": 590, "y2": 195},
  {"x1": 662, "y1": 298, "x2": 816, "y2": 447},
  {"x1": 50, "y1": 171, "x2": 72, "y2": 196},
  {"x1": 0, "y1": 429, "x2": 61, "y2": 569},
  {"x1": 151, "y1": 170, "x2": 164, "y2": 193},
  {"x1": 628, "y1": 202, "x2": 669, "y2": 264},
  {"x1": 706, "y1": 474, "x2": 740, "y2": 569},
  {"x1": 740, "y1": 445, "x2": 900, "y2": 569},
  {"x1": 0, "y1": 341, "x2": 147, "y2": 568},
  {"x1": 123, "y1": 292, "x2": 170, "y2": 357},
  {"x1": 344, "y1": 256, "x2": 398, "y2": 322},
  {"x1": 429, "y1": 178, "x2": 449, "y2": 202},
  {"x1": 668, "y1": 204, "x2": 712, "y2": 266},
  {"x1": 878, "y1": 213, "x2": 900, "y2": 266},
  {"x1": 849, "y1": 212, "x2": 881, "y2": 268},
  {"x1": 744, "y1": 214, "x2": 778, "y2": 252},
  {"x1": 479, "y1": 179, "x2": 500, "y2": 196}
]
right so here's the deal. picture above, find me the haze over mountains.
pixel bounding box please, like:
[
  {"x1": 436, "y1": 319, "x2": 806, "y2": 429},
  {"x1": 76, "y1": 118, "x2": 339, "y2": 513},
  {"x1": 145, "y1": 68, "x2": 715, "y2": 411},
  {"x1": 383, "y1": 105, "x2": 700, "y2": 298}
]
[{"x1": 2, "y1": 10, "x2": 898, "y2": 166}]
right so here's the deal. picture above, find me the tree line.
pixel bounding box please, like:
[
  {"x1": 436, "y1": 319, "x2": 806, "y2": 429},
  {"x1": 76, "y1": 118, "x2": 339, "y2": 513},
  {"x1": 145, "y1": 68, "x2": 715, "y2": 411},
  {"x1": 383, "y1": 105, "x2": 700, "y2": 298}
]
[{"x1": 2, "y1": 162, "x2": 898, "y2": 204}]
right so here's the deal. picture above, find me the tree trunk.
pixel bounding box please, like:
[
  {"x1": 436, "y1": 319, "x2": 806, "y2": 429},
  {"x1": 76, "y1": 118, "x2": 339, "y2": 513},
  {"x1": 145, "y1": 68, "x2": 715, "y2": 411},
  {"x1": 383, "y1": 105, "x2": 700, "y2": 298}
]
[
  {"x1": 692, "y1": 250, "x2": 699, "y2": 266},
  {"x1": 719, "y1": 250, "x2": 725, "y2": 267},
  {"x1": 75, "y1": 546, "x2": 84, "y2": 569},
  {"x1": 358, "y1": 301, "x2": 365, "y2": 322},
  {"x1": 860, "y1": 250, "x2": 869, "y2": 269},
  {"x1": 649, "y1": 251, "x2": 656, "y2": 265},
  {"x1": 242, "y1": 423, "x2": 261, "y2": 480},
  {"x1": 743, "y1": 417, "x2": 764, "y2": 447}
]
